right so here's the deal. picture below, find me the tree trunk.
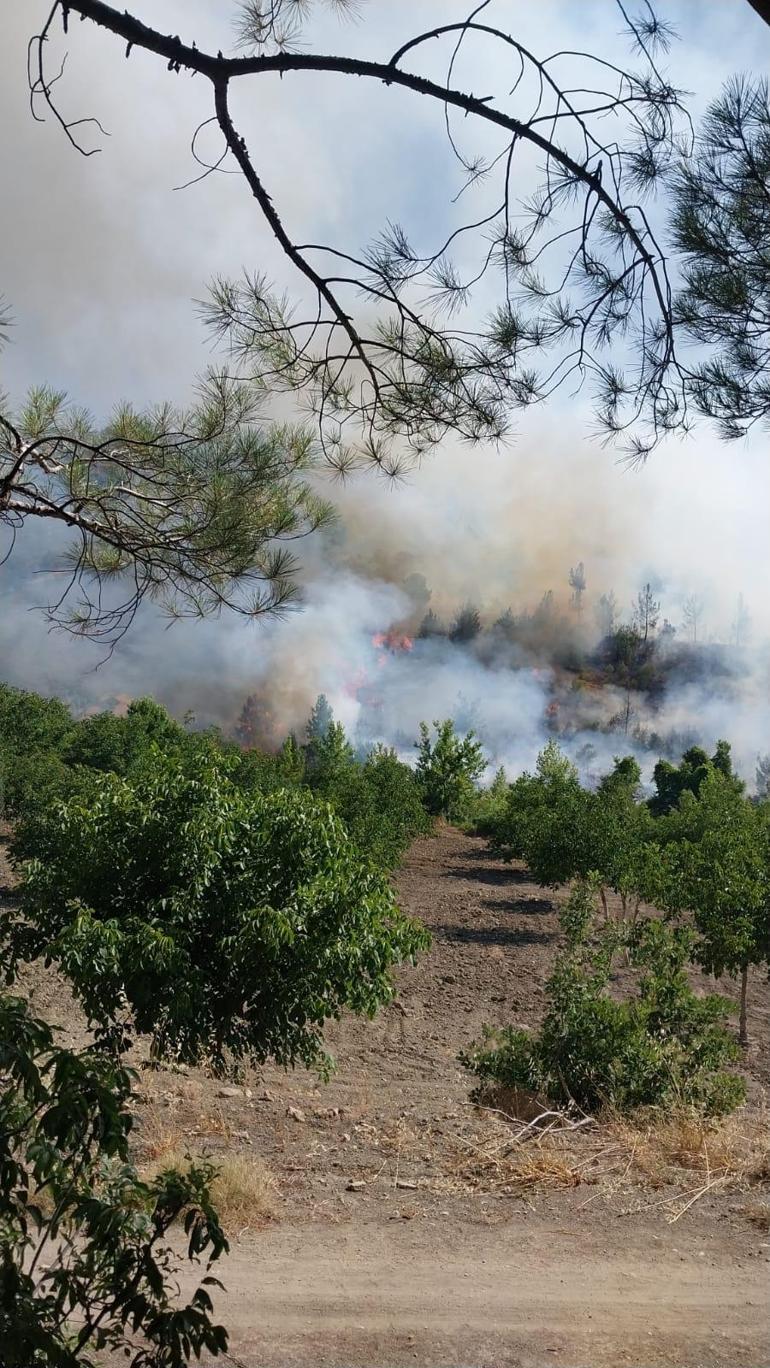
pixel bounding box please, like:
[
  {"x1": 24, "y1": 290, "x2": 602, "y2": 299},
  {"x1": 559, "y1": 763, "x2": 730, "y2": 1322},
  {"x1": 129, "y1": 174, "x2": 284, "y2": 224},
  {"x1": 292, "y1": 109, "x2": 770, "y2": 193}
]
[{"x1": 739, "y1": 963, "x2": 749, "y2": 1047}]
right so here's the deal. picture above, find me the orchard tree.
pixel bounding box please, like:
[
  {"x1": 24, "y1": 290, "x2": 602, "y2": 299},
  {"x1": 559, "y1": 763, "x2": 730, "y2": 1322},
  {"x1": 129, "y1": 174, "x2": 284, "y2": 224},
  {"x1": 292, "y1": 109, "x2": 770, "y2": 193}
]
[
  {"x1": 415, "y1": 719, "x2": 485, "y2": 821},
  {"x1": 18, "y1": 0, "x2": 770, "y2": 480},
  {"x1": 491, "y1": 741, "x2": 589, "y2": 883},
  {"x1": 648, "y1": 739, "x2": 740, "y2": 816},
  {"x1": 657, "y1": 771, "x2": 770, "y2": 1045},
  {"x1": 3, "y1": 749, "x2": 428, "y2": 1073},
  {"x1": 461, "y1": 877, "x2": 745, "y2": 1116}
]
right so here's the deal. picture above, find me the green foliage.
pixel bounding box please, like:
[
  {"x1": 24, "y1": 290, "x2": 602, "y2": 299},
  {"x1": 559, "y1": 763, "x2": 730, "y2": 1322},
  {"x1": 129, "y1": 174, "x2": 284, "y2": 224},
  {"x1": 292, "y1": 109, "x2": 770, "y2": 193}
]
[
  {"x1": 318, "y1": 745, "x2": 431, "y2": 871},
  {"x1": 0, "y1": 992, "x2": 228, "y2": 1366},
  {"x1": 415, "y1": 719, "x2": 486, "y2": 821},
  {"x1": 64, "y1": 697, "x2": 185, "y2": 775},
  {"x1": 649, "y1": 739, "x2": 741, "y2": 816},
  {"x1": 671, "y1": 77, "x2": 770, "y2": 438},
  {"x1": 0, "y1": 687, "x2": 199, "y2": 819},
  {"x1": 490, "y1": 742, "x2": 590, "y2": 883},
  {"x1": 2, "y1": 375, "x2": 332, "y2": 643},
  {"x1": 467, "y1": 766, "x2": 510, "y2": 837},
  {"x1": 0, "y1": 746, "x2": 77, "y2": 822},
  {"x1": 4, "y1": 749, "x2": 428, "y2": 1074},
  {"x1": 656, "y1": 772, "x2": 770, "y2": 983},
  {"x1": 461, "y1": 880, "x2": 745, "y2": 1116},
  {"x1": 305, "y1": 720, "x2": 355, "y2": 789},
  {"x1": 305, "y1": 693, "x2": 334, "y2": 743},
  {"x1": 0, "y1": 683, "x2": 73, "y2": 755},
  {"x1": 0, "y1": 685, "x2": 76, "y2": 818}
]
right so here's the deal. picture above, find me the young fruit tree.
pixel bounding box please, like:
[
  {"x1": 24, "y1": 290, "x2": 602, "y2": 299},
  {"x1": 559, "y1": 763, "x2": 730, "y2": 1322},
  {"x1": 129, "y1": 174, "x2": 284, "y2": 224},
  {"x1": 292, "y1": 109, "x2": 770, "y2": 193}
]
[
  {"x1": 461, "y1": 877, "x2": 745, "y2": 1116},
  {"x1": 655, "y1": 771, "x2": 770, "y2": 1046},
  {"x1": 3, "y1": 748, "x2": 429, "y2": 1074},
  {"x1": 415, "y1": 720, "x2": 486, "y2": 822}
]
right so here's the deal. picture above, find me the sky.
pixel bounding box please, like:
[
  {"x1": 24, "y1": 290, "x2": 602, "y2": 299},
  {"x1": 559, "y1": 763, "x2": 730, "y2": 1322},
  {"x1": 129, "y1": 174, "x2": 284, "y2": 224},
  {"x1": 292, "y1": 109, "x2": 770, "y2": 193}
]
[{"x1": 1, "y1": 1, "x2": 769, "y2": 770}]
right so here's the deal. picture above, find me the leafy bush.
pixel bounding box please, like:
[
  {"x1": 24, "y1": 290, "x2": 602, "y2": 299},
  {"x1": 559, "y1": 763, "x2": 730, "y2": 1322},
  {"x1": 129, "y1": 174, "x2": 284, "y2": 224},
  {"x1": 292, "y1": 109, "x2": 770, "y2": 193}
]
[
  {"x1": 320, "y1": 745, "x2": 432, "y2": 869},
  {"x1": 415, "y1": 719, "x2": 486, "y2": 821},
  {"x1": 467, "y1": 766, "x2": 509, "y2": 837},
  {"x1": 5, "y1": 749, "x2": 429, "y2": 1073},
  {"x1": 0, "y1": 688, "x2": 195, "y2": 819},
  {"x1": 461, "y1": 880, "x2": 745, "y2": 1116},
  {"x1": 489, "y1": 745, "x2": 661, "y2": 924},
  {"x1": 654, "y1": 770, "x2": 770, "y2": 1044},
  {"x1": 0, "y1": 745, "x2": 76, "y2": 820},
  {"x1": 0, "y1": 991, "x2": 228, "y2": 1367},
  {"x1": 63, "y1": 697, "x2": 186, "y2": 776},
  {"x1": 0, "y1": 683, "x2": 73, "y2": 757},
  {"x1": 649, "y1": 739, "x2": 741, "y2": 816},
  {"x1": 489, "y1": 741, "x2": 591, "y2": 882}
]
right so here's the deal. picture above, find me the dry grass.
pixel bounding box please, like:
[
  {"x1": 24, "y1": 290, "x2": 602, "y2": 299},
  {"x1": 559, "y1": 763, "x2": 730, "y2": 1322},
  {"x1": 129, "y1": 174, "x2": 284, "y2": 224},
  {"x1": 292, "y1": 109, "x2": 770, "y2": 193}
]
[
  {"x1": 141, "y1": 1146, "x2": 277, "y2": 1233},
  {"x1": 605, "y1": 1106, "x2": 770, "y2": 1192},
  {"x1": 133, "y1": 1109, "x2": 277, "y2": 1235},
  {"x1": 340, "y1": 1099, "x2": 770, "y2": 1219}
]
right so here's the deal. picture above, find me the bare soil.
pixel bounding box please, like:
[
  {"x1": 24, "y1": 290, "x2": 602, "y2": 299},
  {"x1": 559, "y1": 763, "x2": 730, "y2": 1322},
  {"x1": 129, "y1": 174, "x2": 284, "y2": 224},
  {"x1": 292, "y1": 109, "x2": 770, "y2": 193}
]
[{"x1": 2, "y1": 825, "x2": 769, "y2": 1367}]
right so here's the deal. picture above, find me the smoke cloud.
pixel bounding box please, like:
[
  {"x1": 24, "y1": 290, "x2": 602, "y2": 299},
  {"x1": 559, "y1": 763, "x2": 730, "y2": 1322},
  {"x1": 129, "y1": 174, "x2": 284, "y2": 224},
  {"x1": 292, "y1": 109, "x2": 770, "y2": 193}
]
[{"x1": 2, "y1": 4, "x2": 769, "y2": 788}]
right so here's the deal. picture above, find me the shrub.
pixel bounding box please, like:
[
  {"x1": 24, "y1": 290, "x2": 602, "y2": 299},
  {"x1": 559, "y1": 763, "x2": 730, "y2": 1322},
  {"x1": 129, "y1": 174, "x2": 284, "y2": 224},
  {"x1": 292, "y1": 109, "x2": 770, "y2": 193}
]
[
  {"x1": 0, "y1": 746, "x2": 76, "y2": 820},
  {"x1": 5, "y1": 750, "x2": 429, "y2": 1073},
  {"x1": 415, "y1": 719, "x2": 486, "y2": 821},
  {"x1": 63, "y1": 696, "x2": 186, "y2": 776},
  {"x1": 0, "y1": 683, "x2": 73, "y2": 756},
  {"x1": 461, "y1": 880, "x2": 745, "y2": 1116},
  {"x1": 323, "y1": 745, "x2": 432, "y2": 869},
  {"x1": 490, "y1": 742, "x2": 590, "y2": 883},
  {"x1": 467, "y1": 766, "x2": 509, "y2": 838}
]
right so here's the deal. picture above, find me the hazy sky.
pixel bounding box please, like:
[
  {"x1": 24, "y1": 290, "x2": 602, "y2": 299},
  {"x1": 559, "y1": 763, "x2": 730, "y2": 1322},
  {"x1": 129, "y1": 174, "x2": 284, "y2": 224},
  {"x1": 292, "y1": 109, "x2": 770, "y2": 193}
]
[{"x1": 1, "y1": 1, "x2": 769, "y2": 713}]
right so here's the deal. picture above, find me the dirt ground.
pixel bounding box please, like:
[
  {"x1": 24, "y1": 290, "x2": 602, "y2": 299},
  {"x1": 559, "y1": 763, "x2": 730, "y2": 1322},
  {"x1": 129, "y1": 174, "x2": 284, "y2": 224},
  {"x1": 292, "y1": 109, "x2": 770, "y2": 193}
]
[{"x1": 2, "y1": 826, "x2": 769, "y2": 1367}]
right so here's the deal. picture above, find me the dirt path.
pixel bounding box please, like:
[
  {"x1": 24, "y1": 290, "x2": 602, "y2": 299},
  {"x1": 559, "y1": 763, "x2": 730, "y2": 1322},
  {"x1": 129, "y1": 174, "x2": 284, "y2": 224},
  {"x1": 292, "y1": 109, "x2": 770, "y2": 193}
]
[{"x1": 213, "y1": 1218, "x2": 767, "y2": 1368}]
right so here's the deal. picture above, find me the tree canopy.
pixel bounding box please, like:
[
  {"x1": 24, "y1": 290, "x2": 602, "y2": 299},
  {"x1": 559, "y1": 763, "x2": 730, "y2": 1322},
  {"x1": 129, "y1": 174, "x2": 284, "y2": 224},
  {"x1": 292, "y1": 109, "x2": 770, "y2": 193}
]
[
  {"x1": 0, "y1": 369, "x2": 331, "y2": 645},
  {"x1": 4, "y1": 747, "x2": 428, "y2": 1073}
]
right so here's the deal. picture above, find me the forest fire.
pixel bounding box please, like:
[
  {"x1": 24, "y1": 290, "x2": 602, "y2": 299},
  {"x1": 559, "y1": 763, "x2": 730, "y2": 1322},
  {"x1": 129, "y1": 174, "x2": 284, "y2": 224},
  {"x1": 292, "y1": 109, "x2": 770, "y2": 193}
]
[{"x1": 371, "y1": 629, "x2": 414, "y2": 654}]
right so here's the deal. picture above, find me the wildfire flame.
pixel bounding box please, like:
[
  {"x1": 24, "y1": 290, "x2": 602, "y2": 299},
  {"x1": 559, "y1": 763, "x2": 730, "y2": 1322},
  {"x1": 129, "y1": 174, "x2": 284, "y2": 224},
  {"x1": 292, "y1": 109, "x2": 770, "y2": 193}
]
[{"x1": 371, "y1": 629, "x2": 414, "y2": 653}]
